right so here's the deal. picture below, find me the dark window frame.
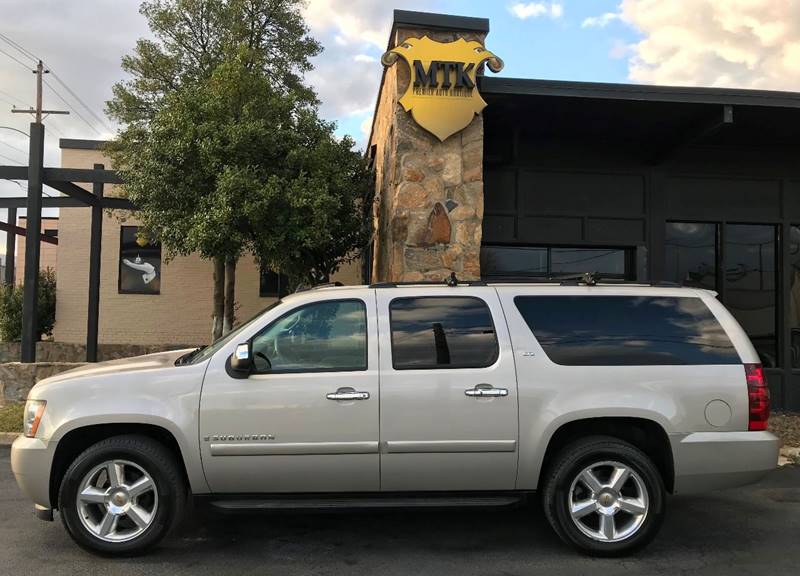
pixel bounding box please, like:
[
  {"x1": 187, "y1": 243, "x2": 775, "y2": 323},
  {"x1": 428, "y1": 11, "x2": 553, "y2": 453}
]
[
  {"x1": 118, "y1": 225, "x2": 161, "y2": 296},
  {"x1": 259, "y1": 268, "x2": 291, "y2": 298},
  {"x1": 249, "y1": 298, "x2": 368, "y2": 375},
  {"x1": 665, "y1": 220, "x2": 779, "y2": 367},
  {"x1": 481, "y1": 243, "x2": 636, "y2": 281},
  {"x1": 389, "y1": 295, "x2": 500, "y2": 371}
]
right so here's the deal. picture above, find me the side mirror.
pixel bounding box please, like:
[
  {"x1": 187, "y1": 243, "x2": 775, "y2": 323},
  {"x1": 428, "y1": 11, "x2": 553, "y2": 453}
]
[{"x1": 226, "y1": 343, "x2": 252, "y2": 378}]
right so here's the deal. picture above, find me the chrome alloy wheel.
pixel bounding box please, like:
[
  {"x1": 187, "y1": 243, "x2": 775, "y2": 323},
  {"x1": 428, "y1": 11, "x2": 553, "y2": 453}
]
[
  {"x1": 568, "y1": 460, "x2": 649, "y2": 543},
  {"x1": 76, "y1": 459, "x2": 159, "y2": 543}
]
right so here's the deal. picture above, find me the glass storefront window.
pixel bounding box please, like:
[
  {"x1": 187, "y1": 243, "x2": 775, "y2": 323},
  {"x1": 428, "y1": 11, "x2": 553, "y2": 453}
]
[
  {"x1": 481, "y1": 245, "x2": 631, "y2": 279},
  {"x1": 664, "y1": 222, "x2": 717, "y2": 290},
  {"x1": 550, "y1": 248, "x2": 626, "y2": 278},
  {"x1": 725, "y1": 224, "x2": 777, "y2": 367},
  {"x1": 789, "y1": 226, "x2": 800, "y2": 368},
  {"x1": 665, "y1": 222, "x2": 778, "y2": 367},
  {"x1": 480, "y1": 246, "x2": 548, "y2": 277}
]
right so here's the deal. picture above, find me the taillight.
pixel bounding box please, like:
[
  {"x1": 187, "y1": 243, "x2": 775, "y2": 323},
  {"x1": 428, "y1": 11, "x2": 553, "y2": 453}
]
[{"x1": 745, "y1": 363, "x2": 770, "y2": 431}]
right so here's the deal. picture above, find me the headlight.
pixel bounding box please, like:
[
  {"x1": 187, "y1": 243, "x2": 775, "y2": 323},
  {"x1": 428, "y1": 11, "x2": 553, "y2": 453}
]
[{"x1": 23, "y1": 400, "x2": 46, "y2": 438}]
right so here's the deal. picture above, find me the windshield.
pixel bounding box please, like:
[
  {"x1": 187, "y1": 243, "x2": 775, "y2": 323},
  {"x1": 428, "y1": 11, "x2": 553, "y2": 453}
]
[{"x1": 180, "y1": 300, "x2": 284, "y2": 365}]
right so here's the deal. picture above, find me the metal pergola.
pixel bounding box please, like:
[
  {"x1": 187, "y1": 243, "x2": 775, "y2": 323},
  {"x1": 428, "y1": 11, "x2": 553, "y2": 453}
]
[{"x1": 0, "y1": 123, "x2": 134, "y2": 362}]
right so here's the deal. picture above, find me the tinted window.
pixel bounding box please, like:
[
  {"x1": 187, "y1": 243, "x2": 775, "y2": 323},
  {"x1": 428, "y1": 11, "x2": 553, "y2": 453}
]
[
  {"x1": 550, "y1": 248, "x2": 627, "y2": 278},
  {"x1": 790, "y1": 226, "x2": 800, "y2": 368},
  {"x1": 665, "y1": 222, "x2": 717, "y2": 290},
  {"x1": 251, "y1": 300, "x2": 366, "y2": 373},
  {"x1": 481, "y1": 245, "x2": 632, "y2": 280},
  {"x1": 390, "y1": 297, "x2": 498, "y2": 369},
  {"x1": 725, "y1": 225, "x2": 777, "y2": 367},
  {"x1": 514, "y1": 296, "x2": 740, "y2": 366},
  {"x1": 259, "y1": 268, "x2": 291, "y2": 298}
]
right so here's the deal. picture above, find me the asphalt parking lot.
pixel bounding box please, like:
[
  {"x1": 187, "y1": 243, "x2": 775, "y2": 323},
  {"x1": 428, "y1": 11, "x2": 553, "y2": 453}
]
[{"x1": 1, "y1": 447, "x2": 798, "y2": 576}]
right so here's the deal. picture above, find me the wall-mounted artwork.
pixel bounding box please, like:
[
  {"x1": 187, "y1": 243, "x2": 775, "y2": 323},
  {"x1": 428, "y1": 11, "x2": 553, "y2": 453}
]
[{"x1": 119, "y1": 226, "x2": 161, "y2": 294}]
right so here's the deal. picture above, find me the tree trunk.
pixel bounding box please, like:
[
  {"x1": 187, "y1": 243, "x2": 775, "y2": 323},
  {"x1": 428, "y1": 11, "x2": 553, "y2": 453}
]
[
  {"x1": 223, "y1": 257, "x2": 237, "y2": 334},
  {"x1": 212, "y1": 257, "x2": 225, "y2": 341}
]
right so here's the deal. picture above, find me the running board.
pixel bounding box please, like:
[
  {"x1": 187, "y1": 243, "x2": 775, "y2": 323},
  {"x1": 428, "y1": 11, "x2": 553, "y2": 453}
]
[{"x1": 209, "y1": 495, "x2": 523, "y2": 511}]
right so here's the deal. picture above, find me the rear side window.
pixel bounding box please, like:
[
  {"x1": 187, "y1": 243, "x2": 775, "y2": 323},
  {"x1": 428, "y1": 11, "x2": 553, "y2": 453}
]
[
  {"x1": 390, "y1": 296, "x2": 499, "y2": 369},
  {"x1": 514, "y1": 296, "x2": 740, "y2": 366}
]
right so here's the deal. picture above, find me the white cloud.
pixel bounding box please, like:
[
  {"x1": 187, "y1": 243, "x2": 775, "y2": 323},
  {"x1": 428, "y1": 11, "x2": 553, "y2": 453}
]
[
  {"x1": 582, "y1": 12, "x2": 621, "y2": 28},
  {"x1": 619, "y1": 0, "x2": 800, "y2": 90},
  {"x1": 509, "y1": 2, "x2": 564, "y2": 20},
  {"x1": 304, "y1": 0, "x2": 395, "y2": 49},
  {"x1": 303, "y1": 0, "x2": 435, "y2": 135}
]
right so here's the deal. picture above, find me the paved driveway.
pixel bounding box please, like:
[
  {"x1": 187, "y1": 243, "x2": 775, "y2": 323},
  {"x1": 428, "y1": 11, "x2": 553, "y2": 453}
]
[{"x1": 1, "y1": 447, "x2": 798, "y2": 576}]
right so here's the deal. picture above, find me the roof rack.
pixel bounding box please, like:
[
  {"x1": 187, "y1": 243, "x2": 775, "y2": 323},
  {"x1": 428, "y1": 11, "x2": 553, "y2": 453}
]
[
  {"x1": 294, "y1": 281, "x2": 344, "y2": 293},
  {"x1": 369, "y1": 272, "x2": 685, "y2": 289}
]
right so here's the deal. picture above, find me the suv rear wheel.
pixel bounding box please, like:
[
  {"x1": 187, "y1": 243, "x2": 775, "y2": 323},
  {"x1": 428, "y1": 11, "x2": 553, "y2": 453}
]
[
  {"x1": 58, "y1": 434, "x2": 185, "y2": 555},
  {"x1": 542, "y1": 436, "x2": 666, "y2": 556}
]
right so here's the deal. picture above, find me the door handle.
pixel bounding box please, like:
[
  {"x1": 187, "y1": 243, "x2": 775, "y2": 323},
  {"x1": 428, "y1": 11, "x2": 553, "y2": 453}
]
[
  {"x1": 465, "y1": 385, "x2": 508, "y2": 398},
  {"x1": 327, "y1": 387, "x2": 370, "y2": 401}
]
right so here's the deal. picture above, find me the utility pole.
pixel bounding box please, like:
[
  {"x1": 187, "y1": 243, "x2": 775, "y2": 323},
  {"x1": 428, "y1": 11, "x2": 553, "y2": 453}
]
[{"x1": 9, "y1": 60, "x2": 69, "y2": 363}]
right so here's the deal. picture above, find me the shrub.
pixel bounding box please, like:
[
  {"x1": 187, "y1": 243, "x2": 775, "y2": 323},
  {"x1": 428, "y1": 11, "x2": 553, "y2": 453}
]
[{"x1": 0, "y1": 268, "x2": 57, "y2": 341}]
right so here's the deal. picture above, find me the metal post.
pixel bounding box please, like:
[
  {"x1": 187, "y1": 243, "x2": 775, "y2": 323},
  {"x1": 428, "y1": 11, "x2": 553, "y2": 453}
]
[
  {"x1": 4, "y1": 206, "x2": 16, "y2": 285},
  {"x1": 86, "y1": 164, "x2": 104, "y2": 362},
  {"x1": 21, "y1": 122, "x2": 44, "y2": 362}
]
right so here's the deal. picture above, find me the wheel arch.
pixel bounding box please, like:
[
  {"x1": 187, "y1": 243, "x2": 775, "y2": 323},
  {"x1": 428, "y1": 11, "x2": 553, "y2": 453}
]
[
  {"x1": 49, "y1": 423, "x2": 192, "y2": 509},
  {"x1": 538, "y1": 417, "x2": 675, "y2": 493}
]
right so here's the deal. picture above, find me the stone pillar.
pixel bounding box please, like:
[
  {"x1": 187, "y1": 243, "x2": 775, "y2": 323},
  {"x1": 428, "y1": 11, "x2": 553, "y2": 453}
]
[{"x1": 370, "y1": 15, "x2": 489, "y2": 283}]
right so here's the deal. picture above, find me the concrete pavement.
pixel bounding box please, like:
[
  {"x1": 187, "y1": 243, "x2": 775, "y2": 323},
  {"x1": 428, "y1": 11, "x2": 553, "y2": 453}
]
[{"x1": 2, "y1": 447, "x2": 799, "y2": 575}]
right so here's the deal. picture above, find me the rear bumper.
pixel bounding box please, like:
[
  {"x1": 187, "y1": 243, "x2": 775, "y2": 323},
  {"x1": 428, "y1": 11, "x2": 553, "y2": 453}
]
[
  {"x1": 10, "y1": 435, "x2": 57, "y2": 510},
  {"x1": 671, "y1": 431, "x2": 780, "y2": 494}
]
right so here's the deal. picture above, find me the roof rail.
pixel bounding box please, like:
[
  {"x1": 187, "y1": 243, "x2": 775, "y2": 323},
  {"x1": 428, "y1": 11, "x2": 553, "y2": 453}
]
[
  {"x1": 294, "y1": 281, "x2": 344, "y2": 293},
  {"x1": 368, "y1": 272, "x2": 686, "y2": 289}
]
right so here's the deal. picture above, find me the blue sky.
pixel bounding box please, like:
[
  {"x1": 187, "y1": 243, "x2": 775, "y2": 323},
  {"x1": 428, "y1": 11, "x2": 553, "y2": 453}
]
[
  {"x1": 1, "y1": 0, "x2": 798, "y2": 184},
  {"x1": 313, "y1": 1, "x2": 642, "y2": 146}
]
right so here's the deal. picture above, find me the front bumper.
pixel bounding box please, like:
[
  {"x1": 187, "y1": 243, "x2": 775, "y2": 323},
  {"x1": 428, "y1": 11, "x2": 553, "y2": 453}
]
[
  {"x1": 671, "y1": 431, "x2": 780, "y2": 494},
  {"x1": 10, "y1": 435, "x2": 57, "y2": 510}
]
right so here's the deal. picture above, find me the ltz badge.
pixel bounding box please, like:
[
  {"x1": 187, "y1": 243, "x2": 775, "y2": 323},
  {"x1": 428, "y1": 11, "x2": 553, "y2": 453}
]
[{"x1": 381, "y1": 36, "x2": 504, "y2": 141}]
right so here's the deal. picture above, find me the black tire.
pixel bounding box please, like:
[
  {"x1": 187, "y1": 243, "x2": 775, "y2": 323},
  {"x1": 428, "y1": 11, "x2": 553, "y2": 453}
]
[
  {"x1": 542, "y1": 435, "x2": 666, "y2": 557},
  {"x1": 58, "y1": 434, "x2": 186, "y2": 556}
]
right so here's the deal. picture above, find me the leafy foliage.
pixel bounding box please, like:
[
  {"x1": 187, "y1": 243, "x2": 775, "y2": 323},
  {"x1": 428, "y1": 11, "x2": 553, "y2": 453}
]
[
  {"x1": 0, "y1": 269, "x2": 57, "y2": 342},
  {"x1": 107, "y1": 0, "x2": 374, "y2": 295}
]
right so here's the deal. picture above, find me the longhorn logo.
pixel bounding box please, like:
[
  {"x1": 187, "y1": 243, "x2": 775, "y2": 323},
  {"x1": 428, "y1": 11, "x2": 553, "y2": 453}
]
[{"x1": 382, "y1": 36, "x2": 504, "y2": 141}]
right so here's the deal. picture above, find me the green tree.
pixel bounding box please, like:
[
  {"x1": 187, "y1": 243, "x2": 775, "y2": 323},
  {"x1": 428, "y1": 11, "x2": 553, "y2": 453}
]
[
  {"x1": 0, "y1": 269, "x2": 57, "y2": 342},
  {"x1": 107, "y1": 0, "x2": 373, "y2": 340}
]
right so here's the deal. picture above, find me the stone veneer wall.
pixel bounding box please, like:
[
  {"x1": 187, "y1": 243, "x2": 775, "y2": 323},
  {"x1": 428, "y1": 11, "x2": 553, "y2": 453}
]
[{"x1": 371, "y1": 26, "x2": 487, "y2": 282}]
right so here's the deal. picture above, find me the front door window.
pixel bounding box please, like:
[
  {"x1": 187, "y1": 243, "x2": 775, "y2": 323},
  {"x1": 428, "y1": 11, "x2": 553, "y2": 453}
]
[{"x1": 251, "y1": 300, "x2": 367, "y2": 373}]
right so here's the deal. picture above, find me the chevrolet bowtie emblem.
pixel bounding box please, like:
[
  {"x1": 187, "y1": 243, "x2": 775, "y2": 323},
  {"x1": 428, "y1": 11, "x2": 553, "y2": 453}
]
[{"x1": 381, "y1": 36, "x2": 504, "y2": 141}]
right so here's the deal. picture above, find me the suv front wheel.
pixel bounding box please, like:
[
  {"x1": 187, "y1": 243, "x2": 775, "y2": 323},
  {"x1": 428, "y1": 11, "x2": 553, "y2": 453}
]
[
  {"x1": 58, "y1": 434, "x2": 186, "y2": 555},
  {"x1": 542, "y1": 436, "x2": 666, "y2": 556}
]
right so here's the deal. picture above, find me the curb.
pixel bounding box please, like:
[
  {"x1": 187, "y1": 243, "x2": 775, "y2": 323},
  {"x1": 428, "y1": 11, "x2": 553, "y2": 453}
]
[
  {"x1": 779, "y1": 446, "x2": 800, "y2": 466},
  {"x1": 0, "y1": 432, "x2": 19, "y2": 446}
]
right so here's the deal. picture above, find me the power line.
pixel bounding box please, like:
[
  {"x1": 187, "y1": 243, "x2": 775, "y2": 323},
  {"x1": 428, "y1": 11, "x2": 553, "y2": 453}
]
[
  {"x1": 0, "y1": 45, "x2": 31, "y2": 71},
  {"x1": 50, "y1": 71, "x2": 113, "y2": 133},
  {"x1": 0, "y1": 31, "x2": 38, "y2": 62},
  {"x1": 0, "y1": 87, "x2": 26, "y2": 106},
  {"x1": 0, "y1": 33, "x2": 107, "y2": 134},
  {"x1": 42, "y1": 77, "x2": 100, "y2": 135},
  {"x1": 0, "y1": 139, "x2": 26, "y2": 155},
  {"x1": 0, "y1": 150, "x2": 23, "y2": 164}
]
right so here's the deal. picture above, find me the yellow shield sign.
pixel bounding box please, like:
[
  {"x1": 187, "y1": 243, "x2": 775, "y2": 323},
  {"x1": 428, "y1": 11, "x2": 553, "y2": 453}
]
[{"x1": 381, "y1": 36, "x2": 504, "y2": 142}]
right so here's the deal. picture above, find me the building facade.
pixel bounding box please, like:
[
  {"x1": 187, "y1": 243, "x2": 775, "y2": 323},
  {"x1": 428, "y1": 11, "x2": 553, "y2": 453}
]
[
  {"x1": 16, "y1": 215, "x2": 58, "y2": 285},
  {"x1": 367, "y1": 10, "x2": 800, "y2": 410},
  {"x1": 54, "y1": 140, "x2": 360, "y2": 346}
]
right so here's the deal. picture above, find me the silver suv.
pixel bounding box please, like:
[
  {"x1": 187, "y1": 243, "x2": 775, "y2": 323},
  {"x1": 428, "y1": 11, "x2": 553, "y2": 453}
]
[{"x1": 11, "y1": 281, "x2": 779, "y2": 556}]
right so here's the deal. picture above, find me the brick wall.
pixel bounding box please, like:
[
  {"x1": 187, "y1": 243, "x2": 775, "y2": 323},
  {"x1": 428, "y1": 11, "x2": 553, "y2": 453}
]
[{"x1": 54, "y1": 148, "x2": 363, "y2": 346}]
